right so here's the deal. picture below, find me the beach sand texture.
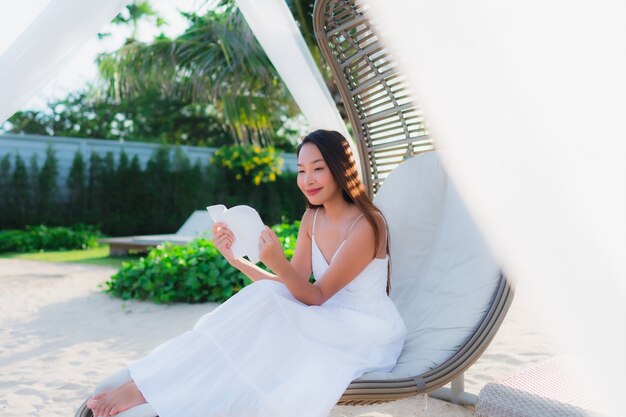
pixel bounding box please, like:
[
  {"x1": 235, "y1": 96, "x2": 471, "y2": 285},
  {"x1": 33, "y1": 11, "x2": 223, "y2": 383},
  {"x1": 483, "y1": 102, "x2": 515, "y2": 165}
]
[{"x1": 0, "y1": 259, "x2": 558, "y2": 417}]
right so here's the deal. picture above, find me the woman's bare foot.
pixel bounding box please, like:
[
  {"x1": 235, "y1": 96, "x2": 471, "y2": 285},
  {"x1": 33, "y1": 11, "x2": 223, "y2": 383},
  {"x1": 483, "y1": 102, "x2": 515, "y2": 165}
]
[{"x1": 87, "y1": 381, "x2": 147, "y2": 416}]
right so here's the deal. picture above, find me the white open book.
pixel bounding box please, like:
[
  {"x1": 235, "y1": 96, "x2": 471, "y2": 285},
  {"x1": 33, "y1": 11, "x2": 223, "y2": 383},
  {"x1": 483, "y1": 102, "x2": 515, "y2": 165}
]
[{"x1": 206, "y1": 204, "x2": 266, "y2": 263}]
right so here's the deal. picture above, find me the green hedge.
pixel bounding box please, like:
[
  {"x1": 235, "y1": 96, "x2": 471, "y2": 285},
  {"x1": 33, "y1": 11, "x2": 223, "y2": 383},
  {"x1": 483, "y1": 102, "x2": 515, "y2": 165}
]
[
  {"x1": 0, "y1": 224, "x2": 102, "y2": 253},
  {"x1": 0, "y1": 145, "x2": 305, "y2": 236},
  {"x1": 104, "y1": 221, "x2": 300, "y2": 303}
]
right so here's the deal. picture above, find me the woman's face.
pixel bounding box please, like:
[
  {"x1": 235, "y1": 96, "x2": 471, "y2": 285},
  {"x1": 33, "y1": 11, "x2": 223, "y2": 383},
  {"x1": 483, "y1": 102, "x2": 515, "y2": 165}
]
[{"x1": 297, "y1": 143, "x2": 340, "y2": 205}]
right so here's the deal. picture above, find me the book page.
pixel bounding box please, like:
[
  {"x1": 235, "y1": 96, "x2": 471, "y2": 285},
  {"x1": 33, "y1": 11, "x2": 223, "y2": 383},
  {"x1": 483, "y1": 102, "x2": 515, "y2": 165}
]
[
  {"x1": 207, "y1": 204, "x2": 265, "y2": 263},
  {"x1": 206, "y1": 204, "x2": 246, "y2": 260},
  {"x1": 223, "y1": 206, "x2": 265, "y2": 263}
]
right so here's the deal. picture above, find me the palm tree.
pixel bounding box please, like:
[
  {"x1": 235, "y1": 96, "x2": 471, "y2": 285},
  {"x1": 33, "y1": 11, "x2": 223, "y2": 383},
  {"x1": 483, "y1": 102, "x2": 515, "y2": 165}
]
[
  {"x1": 97, "y1": 2, "x2": 300, "y2": 146},
  {"x1": 99, "y1": 1, "x2": 166, "y2": 42}
]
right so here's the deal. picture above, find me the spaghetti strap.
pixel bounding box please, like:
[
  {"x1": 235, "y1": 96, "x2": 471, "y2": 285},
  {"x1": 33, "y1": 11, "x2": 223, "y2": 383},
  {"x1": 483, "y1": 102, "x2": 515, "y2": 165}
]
[
  {"x1": 346, "y1": 213, "x2": 365, "y2": 235},
  {"x1": 312, "y1": 208, "x2": 320, "y2": 237}
]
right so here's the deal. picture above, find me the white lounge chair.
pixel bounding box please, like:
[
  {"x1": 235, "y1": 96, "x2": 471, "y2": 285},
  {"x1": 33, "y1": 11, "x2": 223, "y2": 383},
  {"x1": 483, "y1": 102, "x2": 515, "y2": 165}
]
[{"x1": 100, "y1": 210, "x2": 213, "y2": 256}]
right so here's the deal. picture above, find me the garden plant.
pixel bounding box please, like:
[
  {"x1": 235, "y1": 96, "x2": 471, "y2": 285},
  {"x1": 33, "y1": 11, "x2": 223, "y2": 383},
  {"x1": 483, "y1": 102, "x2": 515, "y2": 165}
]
[{"x1": 104, "y1": 221, "x2": 300, "y2": 303}]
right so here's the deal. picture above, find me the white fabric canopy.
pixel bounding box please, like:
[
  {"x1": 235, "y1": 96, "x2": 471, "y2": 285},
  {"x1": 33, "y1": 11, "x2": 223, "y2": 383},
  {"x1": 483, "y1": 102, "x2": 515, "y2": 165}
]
[
  {"x1": 234, "y1": 0, "x2": 360, "y2": 177},
  {"x1": 2, "y1": 1, "x2": 622, "y2": 412},
  {"x1": 366, "y1": 0, "x2": 625, "y2": 414},
  {"x1": 0, "y1": 0, "x2": 130, "y2": 124}
]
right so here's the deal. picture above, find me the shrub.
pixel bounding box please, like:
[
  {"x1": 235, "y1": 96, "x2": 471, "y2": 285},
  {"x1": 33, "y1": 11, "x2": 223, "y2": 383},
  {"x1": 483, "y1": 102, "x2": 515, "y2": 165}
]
[
  {"x1": 0, "y1": 144, "x2": 304, "y2": 235},
  {"x1": 37, "y1": 145, "x2": 60, "y2": 224},
  {"x1": 211, "y1": 144, "x2": 283, "y2": 185},
  {"x1": 0, "y1": 224, "x2": 102, "y2": 253},
  {"x1": 66, "y1": 150, "x2": 88, "y2": 220},
  {"x1": 10, "y1": 154, "x2": 31, "y2": 227},
  {"x1": 0, "y1": 155, "x2": 11, "y2": 224},
  {"x1": 104, "y1": 221, "x2": 301, "y2": 304},
  {"x1": 104, "y1": 238, "x2": 247, "y2": 304},
  {"x1": 273, "y1": 220, "x2": 300, "y2": 259}
]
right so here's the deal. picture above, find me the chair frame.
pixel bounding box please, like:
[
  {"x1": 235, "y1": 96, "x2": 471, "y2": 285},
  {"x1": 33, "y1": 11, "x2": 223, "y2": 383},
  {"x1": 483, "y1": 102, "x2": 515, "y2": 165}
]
[
  {"x1": 313, "y1": 0, "x2": 515, "y2": 405},
  {"x1": 313, "y1": 0, "x2": 434, "y2": 196}
]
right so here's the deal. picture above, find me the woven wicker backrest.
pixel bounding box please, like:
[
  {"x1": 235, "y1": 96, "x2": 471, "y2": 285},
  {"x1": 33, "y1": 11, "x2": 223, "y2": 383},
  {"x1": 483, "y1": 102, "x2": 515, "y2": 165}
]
[{"x1": 313, "y1": 0, "x2": 433, "y2": 196}]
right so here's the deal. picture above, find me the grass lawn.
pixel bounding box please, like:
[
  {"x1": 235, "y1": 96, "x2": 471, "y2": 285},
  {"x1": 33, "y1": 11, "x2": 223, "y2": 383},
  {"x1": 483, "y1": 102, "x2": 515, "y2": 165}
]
[{"x1": 0, "y1": 245, "x2": 138, "y2": 269}]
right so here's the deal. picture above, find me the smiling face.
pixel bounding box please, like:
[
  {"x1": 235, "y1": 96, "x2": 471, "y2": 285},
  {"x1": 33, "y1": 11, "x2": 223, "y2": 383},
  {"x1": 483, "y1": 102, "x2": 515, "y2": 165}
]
[{"x1": 297, "y1": 142, "x2": 341, "y2": 206}]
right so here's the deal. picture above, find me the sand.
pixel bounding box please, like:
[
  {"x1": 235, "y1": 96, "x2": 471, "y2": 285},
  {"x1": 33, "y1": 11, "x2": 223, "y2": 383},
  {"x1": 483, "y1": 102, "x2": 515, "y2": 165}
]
[{"x1": 0, "y1": 259, "x2": 559, "y2": 417}]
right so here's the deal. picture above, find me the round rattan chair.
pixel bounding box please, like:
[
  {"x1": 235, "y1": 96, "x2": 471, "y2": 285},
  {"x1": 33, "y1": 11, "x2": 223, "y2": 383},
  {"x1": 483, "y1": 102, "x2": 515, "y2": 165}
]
[{"x1": 312, "y1": 0, "x2": 514, "y2": 405}]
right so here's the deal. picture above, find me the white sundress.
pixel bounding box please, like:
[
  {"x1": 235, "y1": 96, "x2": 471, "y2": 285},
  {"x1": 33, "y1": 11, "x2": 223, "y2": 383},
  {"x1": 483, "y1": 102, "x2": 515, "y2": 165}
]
[{"x1": 127, "y1": 209, "x2": 407, "y2": 417}]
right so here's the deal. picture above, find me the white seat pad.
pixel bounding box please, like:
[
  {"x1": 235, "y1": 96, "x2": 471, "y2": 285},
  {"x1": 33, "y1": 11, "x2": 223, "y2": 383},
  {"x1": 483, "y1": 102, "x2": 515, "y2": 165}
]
[{"x1": 359, "y1": 152, "x2": 501, "y2": 380}]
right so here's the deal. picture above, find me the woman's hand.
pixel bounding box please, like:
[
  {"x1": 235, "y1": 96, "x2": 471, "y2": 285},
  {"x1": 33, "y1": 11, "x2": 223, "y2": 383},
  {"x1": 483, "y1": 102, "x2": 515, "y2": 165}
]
[
  {"x1": 258, "y1": 226, "x2": 287, "y2": 272},
  {"x1": 212, "y1": 222, "x2": 236, "y2": 264}
]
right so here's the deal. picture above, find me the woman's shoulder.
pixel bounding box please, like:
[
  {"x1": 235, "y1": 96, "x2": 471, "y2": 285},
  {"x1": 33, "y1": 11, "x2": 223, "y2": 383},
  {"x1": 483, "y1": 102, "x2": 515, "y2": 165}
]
[
  {"x1": 358, "y1": 209, "x2": 387, "y2": 229},
  {"x1": 300, "y1": 208, "x2": 317, "y2": 238},
  {"x1": 352, "y1": 210, "x2": 388, "y2": 252},
  {"x1": 301, "y1": 208, "x2": 318, "y2": 222}
]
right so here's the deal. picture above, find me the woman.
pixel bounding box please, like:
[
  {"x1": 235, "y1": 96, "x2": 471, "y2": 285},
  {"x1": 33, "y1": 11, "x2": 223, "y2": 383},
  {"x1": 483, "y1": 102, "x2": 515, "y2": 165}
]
[{"x1": 87, "y1": 129, "x2": 406, "y2": 417}]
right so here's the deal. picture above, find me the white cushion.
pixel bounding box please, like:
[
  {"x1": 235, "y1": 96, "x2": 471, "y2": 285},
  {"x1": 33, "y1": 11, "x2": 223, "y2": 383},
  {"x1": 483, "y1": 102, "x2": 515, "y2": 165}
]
[{"x1": 359, "y1": 151, "x2": 501, "y2": 380}]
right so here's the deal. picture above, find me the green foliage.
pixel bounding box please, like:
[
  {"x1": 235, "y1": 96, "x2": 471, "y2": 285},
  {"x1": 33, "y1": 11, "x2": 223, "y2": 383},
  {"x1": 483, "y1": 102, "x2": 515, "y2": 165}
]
[
  {"x1": 212, "y1": 144, "x2": 283, "y2": 185},
  {"x1": 104, "y1": 220, "x2": 301, "y2": 304},
  {"x1": 272, "y1": 220, "x2": 300, "y2": 260},
  {"x1": 0, "y1": 149, "x2": 59, "y2": 227},
  {"x1": 37, "y1": 145, "x2": 60, "y2": 224},
  {"x1": 98, "y1": 0, "x2": 166, "y2": 42},
  {"x1": 28, "y1": 154, "x2": 40, "y2": 204},
  {"x1": 10, "y1": 154, "x2": 31, "y2": 227},
  {"x1": 0, "y1": 225, "x2": 102, "y2": 253},
  {"x1": 67, "y1": 150, "x2": 88, "y2": 219},
  {"x1": 270, "y1": 220, "x2": 315, "y2": 283},
  {"x1": 2, "y1": 88, "x2": 235, "y2": 149},
  {"x1": 0, "y1": 1, "x2": 329, "y2": 150},
  {"x1": 0, "y1": 2, "x2": 324, "y2": 150},
  {"x1": 112, "y1": 1, "x2": 165, "y2": 41},
  {"x1": 104, "y1": 238, "x2": 245, "y2": 303},
  {"x1": 0, "y1": 155, "x2": 11, "y2": 222},
  {"x1": 0, "y1": 144, "x2": 304, "y2": 236},
  {"x1": 95, "y1": 5, "x2": 303, "y2": 148}
]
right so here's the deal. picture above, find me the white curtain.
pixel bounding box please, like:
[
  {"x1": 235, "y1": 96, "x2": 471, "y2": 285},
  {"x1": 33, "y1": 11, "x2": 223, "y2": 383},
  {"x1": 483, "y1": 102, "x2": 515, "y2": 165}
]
[
  {"x1": 0, "y1": 0, "x2": 130, "y2": 124},
  {"x1": 234, "y1": 0, "x2": 360, "y2": 176},
  {"x1": 367, "y1": 0, "x2": 625, "y2": 413}
]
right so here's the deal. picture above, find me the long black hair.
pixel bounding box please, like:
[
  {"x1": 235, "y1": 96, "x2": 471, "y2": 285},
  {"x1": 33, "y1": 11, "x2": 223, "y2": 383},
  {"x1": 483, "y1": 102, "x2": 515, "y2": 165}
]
[{"x1": 297, "y1": 130, "x2": 392, "y2": 295}]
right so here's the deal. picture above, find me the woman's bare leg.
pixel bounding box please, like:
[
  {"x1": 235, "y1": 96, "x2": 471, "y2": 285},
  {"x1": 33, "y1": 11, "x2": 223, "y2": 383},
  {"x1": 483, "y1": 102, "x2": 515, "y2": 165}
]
[{"x1": 87, "y1": 380, "x2": 147, "y2": 416}]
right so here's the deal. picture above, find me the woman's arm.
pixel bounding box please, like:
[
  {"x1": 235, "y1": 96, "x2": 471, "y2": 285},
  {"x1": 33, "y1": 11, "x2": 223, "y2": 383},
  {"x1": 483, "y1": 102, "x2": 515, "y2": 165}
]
[
  {"x1": 260, "y1": 215, "x2": 381, "y2": 306},
  {"x1": 253, "y1": 209, "x2": 316, "y2": 298},
  {"x1": 286, "y1": 209, "x2": 314, "y2": 282},
  {"x1": 212, "y1": 221, "x2": 280, "y2": 282},
  {"x1": 215, "y1": 209, "x2": 315, "y2": 283},
  {"x1": 229, "y1": 257, "x2": 281, "y2": 282}
]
